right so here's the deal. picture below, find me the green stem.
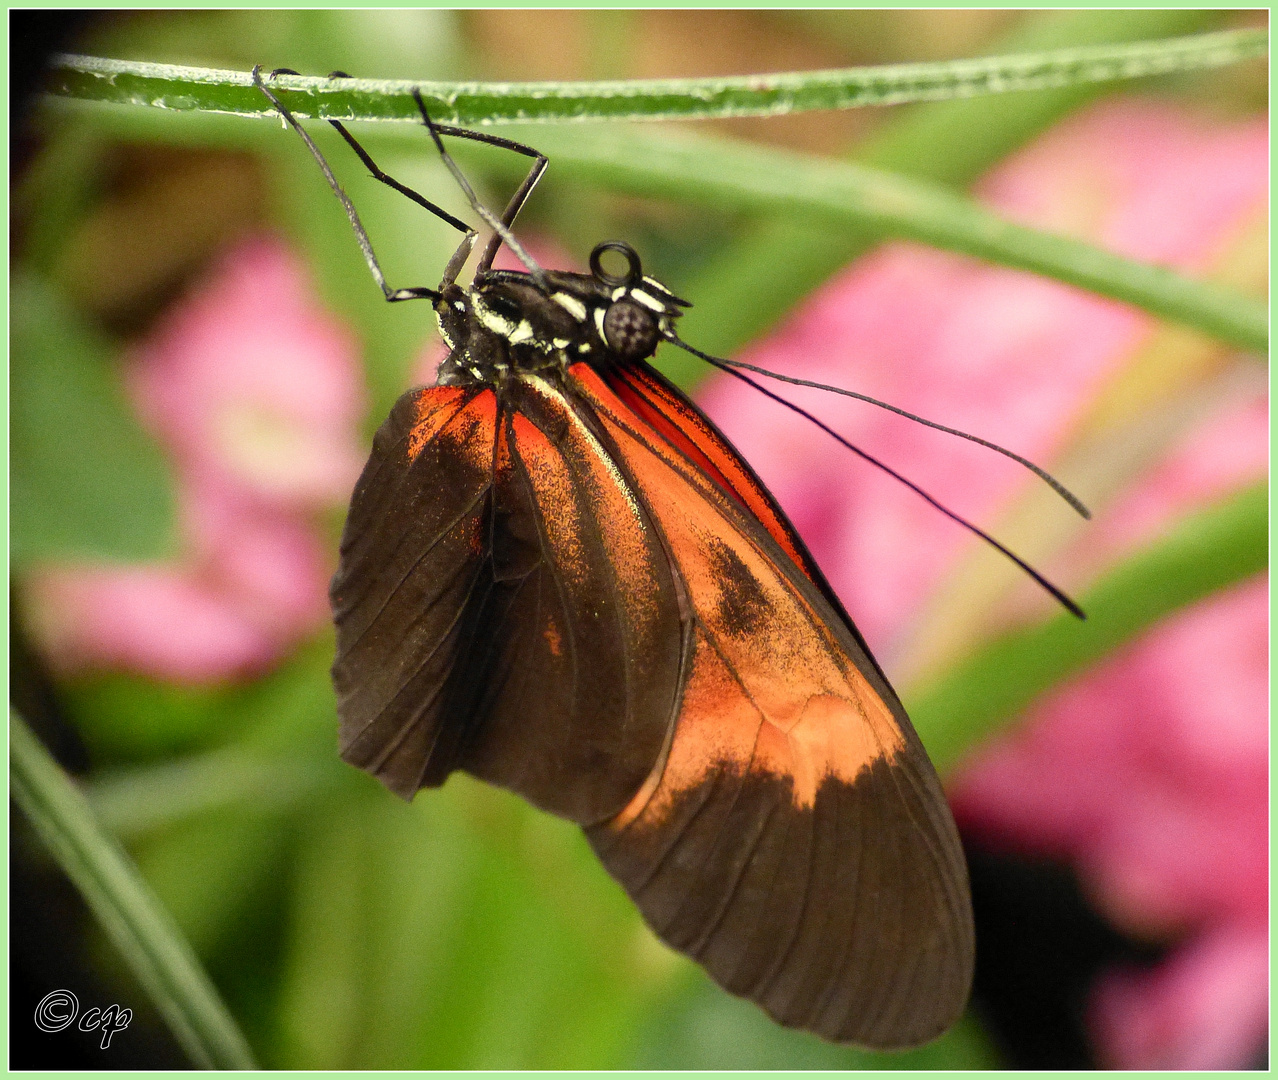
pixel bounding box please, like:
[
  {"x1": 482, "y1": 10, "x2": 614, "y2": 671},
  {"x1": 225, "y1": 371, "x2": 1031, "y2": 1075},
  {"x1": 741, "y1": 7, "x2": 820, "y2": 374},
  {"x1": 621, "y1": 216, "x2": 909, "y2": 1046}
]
[
  {"x1": 10, "y1": 712, "x2": 259, "y2": 1070},
  {"x1": 48, "y1": 29, "x2": 1266, "y2": 123},
  {"x1": 908, "y1": 481, "x2": 1268, "y2": 773}
]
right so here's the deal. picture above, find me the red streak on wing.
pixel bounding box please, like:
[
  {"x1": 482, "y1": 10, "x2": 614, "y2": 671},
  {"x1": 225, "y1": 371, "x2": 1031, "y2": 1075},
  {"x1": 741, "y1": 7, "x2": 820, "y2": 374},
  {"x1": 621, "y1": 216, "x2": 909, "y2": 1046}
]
[
  {"x1": 406, "y1": 386, "x2": 481, "y2": 462},
  {"x1": 592, "y1": 362, "x2": 818, "y2": 583}
]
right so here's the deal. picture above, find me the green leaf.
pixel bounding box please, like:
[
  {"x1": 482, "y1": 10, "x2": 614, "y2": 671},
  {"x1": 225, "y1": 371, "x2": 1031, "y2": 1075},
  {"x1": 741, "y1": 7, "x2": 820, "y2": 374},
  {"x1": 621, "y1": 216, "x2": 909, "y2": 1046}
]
[
  {"x1": 66, "y1": 630, "x2": 337, "y2": 762},
  {"x1": 128, "y1": 804, "x2": 290, "y2": 960},
  {"x1": 10, "y1": 711, "x2": 258, "y2": 1069},
  {"x1": 64, "y1": 676, "x2": 243, "y2": 760},
  {"x1": 88, "y1": 746, "x2": 333, "y2": 837},
  {"x1": 78, "y1": 635, "x2": 346, "y2": 834},
  {"x1": 909, "y1": 481, "x2": 1268, "y2": 772},
  {"x1": 273, "y1": 776, "x2": 671, "y2": 1069},
  {"x1": 47, "y1": 29, "x2": 1266, "y2": 123},
  {"x1": 11, "y1": 272, "x2": 177, "y2": 565}
]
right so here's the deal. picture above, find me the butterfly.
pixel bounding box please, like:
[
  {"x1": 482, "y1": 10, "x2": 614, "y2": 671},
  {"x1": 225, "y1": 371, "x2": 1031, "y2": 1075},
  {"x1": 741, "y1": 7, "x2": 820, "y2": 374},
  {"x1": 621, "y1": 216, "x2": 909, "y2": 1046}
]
[{"x1": 254, "y1": 66, "x2": 1003, "y2": 1049}]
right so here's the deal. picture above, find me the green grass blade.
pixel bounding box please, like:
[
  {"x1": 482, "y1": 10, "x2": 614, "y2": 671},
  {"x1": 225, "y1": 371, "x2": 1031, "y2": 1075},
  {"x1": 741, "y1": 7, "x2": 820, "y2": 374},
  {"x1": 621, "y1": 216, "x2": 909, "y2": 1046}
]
[
  {"x1": 47, "y1": 29, "x2": 1265, "y2": 123},
  {"x1": 40, "y1": 22, "x2": 1266, "y2": 359},
  {"x1": 10, "y1": 713, "x2": 259, "y2": 1070},
  {"x1": 908, "y1": 481, "x2": 1268, "y2": 772}
]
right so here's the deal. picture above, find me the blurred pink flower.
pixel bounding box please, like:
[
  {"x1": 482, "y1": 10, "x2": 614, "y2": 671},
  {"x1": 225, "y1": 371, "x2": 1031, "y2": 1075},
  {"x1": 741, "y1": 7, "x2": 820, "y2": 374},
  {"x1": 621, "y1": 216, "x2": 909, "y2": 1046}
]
[
  {"x1": 30, "y1": 236, "x2": 366, "y2": 682},
  {"x1": 698, "y1": 100, "x2": 1265, "y2": 655},
  {"x1": 129, "y1": 236, "x2": 367, "y2": 511},
  {"x1": 695, "y1": 99, "x2": 1267, "y2": 1068},
  {"x1": 1091, "y1": 922, "x2": 1268, "y2": 1070},
  {"x1": 948, "y1": 411, "x2": 1267, "y2": 1070}
]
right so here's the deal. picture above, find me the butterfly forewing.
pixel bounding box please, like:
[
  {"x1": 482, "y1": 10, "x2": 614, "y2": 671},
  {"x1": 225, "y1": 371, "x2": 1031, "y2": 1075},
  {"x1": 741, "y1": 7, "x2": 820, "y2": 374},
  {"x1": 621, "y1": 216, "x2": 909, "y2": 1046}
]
[
  {"x1": 572, "y1": 361, "x2": 974, "y2": 1047},
  {"x1": 598, "y1": 361, "x2": 818, "y2": 582}
]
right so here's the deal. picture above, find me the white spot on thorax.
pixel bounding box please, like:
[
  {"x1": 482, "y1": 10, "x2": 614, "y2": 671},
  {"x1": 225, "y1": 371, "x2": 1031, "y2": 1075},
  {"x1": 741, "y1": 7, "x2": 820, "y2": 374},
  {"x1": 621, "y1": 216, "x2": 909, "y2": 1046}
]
[
  {"x1": 551, "y1": 292, "x2": 588, "y2": 321},
  {"x1": 507, "y1": 319, "x2": 534, "y2": 345},
  {"x1": 474, "y1": 299, "x2": 517, "y2": 337}
]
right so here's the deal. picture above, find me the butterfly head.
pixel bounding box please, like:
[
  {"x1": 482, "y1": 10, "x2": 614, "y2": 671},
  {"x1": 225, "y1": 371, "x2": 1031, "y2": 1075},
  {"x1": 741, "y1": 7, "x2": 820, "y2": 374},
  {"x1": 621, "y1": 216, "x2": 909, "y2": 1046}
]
[
  {"x1": 586, "y1": 241, "x2": 691, "y2": 363},
  {"x1": 434, "y1": 241, "x2": 690, "y2": 386}
]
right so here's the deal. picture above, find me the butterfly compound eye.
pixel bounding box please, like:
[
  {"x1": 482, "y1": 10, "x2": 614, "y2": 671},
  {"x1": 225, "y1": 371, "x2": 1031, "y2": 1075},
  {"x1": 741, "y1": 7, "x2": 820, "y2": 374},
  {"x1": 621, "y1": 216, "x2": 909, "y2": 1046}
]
[
  {"x1": 602, "y1": 299, "x2": 658, "y2": 360},
  {"x1": 590, "y1": 241, "x2": 643, "y2": 287}
]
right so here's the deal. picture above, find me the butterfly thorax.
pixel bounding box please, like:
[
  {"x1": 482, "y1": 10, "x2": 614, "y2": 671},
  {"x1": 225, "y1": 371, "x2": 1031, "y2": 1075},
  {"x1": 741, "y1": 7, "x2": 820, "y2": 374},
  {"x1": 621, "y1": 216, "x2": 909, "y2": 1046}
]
[{"x1": 433, "y1": 266, "x2": 688, "y2": 388}]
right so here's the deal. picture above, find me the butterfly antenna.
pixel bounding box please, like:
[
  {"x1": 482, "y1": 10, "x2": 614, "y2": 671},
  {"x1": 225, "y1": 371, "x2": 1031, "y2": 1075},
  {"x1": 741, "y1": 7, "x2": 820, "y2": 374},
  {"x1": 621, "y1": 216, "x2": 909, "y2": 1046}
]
[
  {"x1": 669, "y1": 336, "x2": 1085, "y2": 620},
  {"x1": 714, "y1": 356, "x2": 1089, "y2": 520}
]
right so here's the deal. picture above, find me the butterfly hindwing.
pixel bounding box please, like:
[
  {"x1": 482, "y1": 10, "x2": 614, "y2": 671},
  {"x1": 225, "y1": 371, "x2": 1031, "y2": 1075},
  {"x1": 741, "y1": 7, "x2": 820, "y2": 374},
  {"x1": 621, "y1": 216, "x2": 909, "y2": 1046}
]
[
  {"x1": 331, "y1": 378, "x2": 686, "y2": 824},
  {"x1": 572, "y1": 362, "x2": 975, "y2": 1048},
  {"x1": 331, "y1": 386, "x2": 495, "y2": 798}
]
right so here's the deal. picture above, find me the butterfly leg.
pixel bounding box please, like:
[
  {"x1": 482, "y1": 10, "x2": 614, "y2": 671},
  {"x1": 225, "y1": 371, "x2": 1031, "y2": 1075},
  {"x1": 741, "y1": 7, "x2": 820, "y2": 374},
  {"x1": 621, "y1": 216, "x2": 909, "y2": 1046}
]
[
  {"x1": 420, "y1": 116, "x2": 550, "y2": 276},
  {"x1": 253, "y1": 65, "x2": 472, "y2": 300},
  {"x1": 408, "y1": 88, "x2": 550, "y2": 289}
]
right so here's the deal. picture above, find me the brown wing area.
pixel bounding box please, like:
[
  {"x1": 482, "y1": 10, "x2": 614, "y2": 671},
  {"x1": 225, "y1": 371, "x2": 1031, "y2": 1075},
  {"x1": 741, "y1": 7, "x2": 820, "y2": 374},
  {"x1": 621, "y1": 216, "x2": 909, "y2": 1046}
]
[
  {"x1": 572, "y1": 365, "x2": 974, "y2": 1048},
  {"x1": 332, "y1": 376, "x2": 686, "y2": 823},
  {"x1": 331, "y1": 386, "x2": 495, "y2": 798},
  {"x1": 445, "y1": 376, "x2": 686, "y2": 824}
]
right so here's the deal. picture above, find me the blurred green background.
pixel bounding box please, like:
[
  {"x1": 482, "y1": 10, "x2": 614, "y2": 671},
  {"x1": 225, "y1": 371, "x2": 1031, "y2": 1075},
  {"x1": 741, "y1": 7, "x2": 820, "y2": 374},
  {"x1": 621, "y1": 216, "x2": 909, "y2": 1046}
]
[{"x1": 10, "y1": 9, "x2": 1266, "y2": 1071}]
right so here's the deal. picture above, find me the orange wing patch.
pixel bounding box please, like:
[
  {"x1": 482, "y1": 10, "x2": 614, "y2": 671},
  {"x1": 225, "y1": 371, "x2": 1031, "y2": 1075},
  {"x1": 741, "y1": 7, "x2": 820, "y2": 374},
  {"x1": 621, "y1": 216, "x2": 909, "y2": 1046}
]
[
  {"x1": 510, "y1": 409, "x2": 592, "y2": 587},
  {"x1": 407, "y1": 386, "x2": 491, "y2": 462},
  {"x1": 513, "y1": 377, "x2": 667, "y2": 634},
  {"x1": 597, "y1": 363, "x2": 815, "y2": 582},
  {"x1": 575, "y1": 368, "x2": 907, "y2": 828}
]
